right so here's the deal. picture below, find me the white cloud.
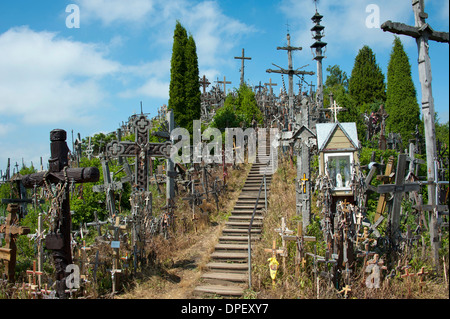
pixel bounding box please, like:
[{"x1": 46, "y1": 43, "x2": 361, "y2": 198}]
[
  {"x1": 119, "y1": 78, "x2": 169, "y2": 99},
  {"x1": 76, "y1": 0, "x2": 155, "y2": 26},
  {"x1": 0, "y1": 26, "x2": 120, "y2": 125},
  {"x1": 280, "y1": 0, "x2": 415, "y2": 58},
  {"x1": 76, "y1": 0, "x2": 256, "y2": 75}
]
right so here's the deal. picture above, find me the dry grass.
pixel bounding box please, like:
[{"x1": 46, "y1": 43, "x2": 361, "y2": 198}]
[
  {"x1": 117, "y1": 163, "x2": 251, "y2": 299},
  {"x1": 247, "y1": 158, "x2": 449, "y2": 299}
]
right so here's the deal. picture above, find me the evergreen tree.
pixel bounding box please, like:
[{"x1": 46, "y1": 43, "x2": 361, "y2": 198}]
[
  {"x1": 168, "y1": 21, "x2": 201, "y2": 134},
  {"x1": 348, "y1": 45, "x2": 386, "y2": 113},
  {"x1": 184, "y1": 34, "x2": 201, "y2": 133},
  {"x1": 385, "y1": 36, "x2": 421, "y2": 144},
  {"x1": 324, "y1": 65, "x2": 365, "y2": 142}
]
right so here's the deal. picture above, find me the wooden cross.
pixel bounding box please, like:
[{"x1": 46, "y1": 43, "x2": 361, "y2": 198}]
[
  {"x1": 401, "y1": 265, "x2": 416, "y2": 297},
  {"x1": 199, "y1": 75, "x2": 211, "y2": 94},
  {"x1": 274, "y1": 217, "x2": 293, "y2": 270},
  {"x1": 264, "y1": 78, "x2": 277, "y2": 96},
  {"x1": 264, "y1": 240, "x2": 284, "y2": 285},
  {"x1": 381, "y1": 0, "x2": 449, "y2": 269},
  {"x1": 283, "y1": 221, "x2": 316, "y2": 275},
  {"x1": 234, "y1": 48, "x2": 252, "y2": 86},
  {"x1": 267, "y1": 33, "x2": 314, "y2": 120},
  {"x1": 339, "y1": 284, "x2": 352, "y2": 298},
  {"x1": 377, "y1": 154, "x2": 420, "y2": 240},
  {"x1": 106, "y1": 113, "x2": 171, "y2": 192},
  {"x1": 374, "y1": 156, "x2": 395, "y2": 222},
  {"x1": 0, "y1": 204, "x2": 30, "y2": 282},
  {"x1": 20, "y1": 129, "x2": 99, "y2": 298},
  {"x1": 26, "y1": 260, "x2": 43, "y2": 291},
  {"x1": 416, "y1": 266, "x2": 428, "y2": 293},
  {"x1": 216, "y1": 76, "x2": 232, "y2": 96}
]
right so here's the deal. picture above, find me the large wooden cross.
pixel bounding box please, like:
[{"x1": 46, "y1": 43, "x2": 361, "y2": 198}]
[
  {"x1": 266, "y1": 33, "x2": 314, "y2": 120},
  {"x1": 381, "y1": 0, "x2": 449, "y2": 269},
  {"x1": 199, "y1": 75, "x2": 211, "y2": 94},
  {"x1": 234, "y1": 48, "x2": 252, "y2": 87},
  {"x1": 0, "y1": 204, "x2": 30, "y2": 282},
  {"x1": 106, "y1": 113, "x2": 171, "y2": 192},
  {"x1": 377, "y1": 154, "x2": 420, "y2": 241},
  {"x1": 20, "y1": 129, "x2": 99, "y2": 297}
]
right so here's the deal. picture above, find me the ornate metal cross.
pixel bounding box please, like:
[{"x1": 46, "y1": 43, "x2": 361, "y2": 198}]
[{"x1": 106, "y1": 113, "x2": 171, "y2": 191}]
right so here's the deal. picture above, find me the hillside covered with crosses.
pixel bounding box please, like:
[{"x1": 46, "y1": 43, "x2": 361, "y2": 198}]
[{"x1": 0, "y1": 2, "x2": 448, "y2": 301}]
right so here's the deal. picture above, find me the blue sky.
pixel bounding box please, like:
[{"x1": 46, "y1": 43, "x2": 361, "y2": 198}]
[{"x1": 0, "y1": 0, "x2": 448, "y2": 174}]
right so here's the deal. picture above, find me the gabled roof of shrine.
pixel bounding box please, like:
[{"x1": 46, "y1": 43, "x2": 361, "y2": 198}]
[{"x1": 316, "y1": 122, "x2": 359, "y2": 151}]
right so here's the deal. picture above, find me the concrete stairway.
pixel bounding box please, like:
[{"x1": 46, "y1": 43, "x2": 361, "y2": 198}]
[{"x1": 194, "y1": 147, "x2": 274, "y2": 298}]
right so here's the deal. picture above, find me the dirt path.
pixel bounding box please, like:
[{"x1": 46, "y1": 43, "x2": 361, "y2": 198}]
[{"x1": 117, "y1": 220, "x2": 225, "y2": 299}]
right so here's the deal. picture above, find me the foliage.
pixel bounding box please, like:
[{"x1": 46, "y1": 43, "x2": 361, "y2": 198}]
[
  {"x1": 323, "y1": 65, "x2": 366, "y2": 142},
  {"x1": 168, "y1": 21, "x2": 201, "y2": 134},
  {"x1": 324, "y1": 64, "x2": 349, "y2": 90},
  {"x1": 212, "y1": 84, "x2": 263, "y2": 131},
  {"x1": 385, "y1": 37, "x2": 422, "y2": 146},
  {"x1": 348, "y1": 45, "x2": 386, "y2": 114}
]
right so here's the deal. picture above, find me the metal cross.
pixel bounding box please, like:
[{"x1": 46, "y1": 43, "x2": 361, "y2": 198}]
[{"x1": 106, "y1": 113, "x2": 171, "y2": 191}]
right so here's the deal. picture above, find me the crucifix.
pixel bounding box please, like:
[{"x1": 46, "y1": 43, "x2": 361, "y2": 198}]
[
  {"x1": 20, "y1": 129, "x2": 100, "y2": 298},
  {"x1": 264, "y1": 240, "x2": 284, "y2": 286},
  {"x1": 0, "y1": 204, "x2": 30, "y2": 282},
  {"x1": 234, "y1": 48, "x2": 252, "y2": 87},
  {"x1": 106, "y1": 112, "x2": 172, "y2": 192},
  {"x1": 215, "y1": 76, "x2": 232, "y2": 96},
  {"x1": 199, "y1": 75, "x2": 211, "y2": 94},
  {"x1": 266, "y1": 33, "x2": 314, "y2": 121},
  {"x1": 381, "y1": 0, "x2": 449, "y2": 270}
]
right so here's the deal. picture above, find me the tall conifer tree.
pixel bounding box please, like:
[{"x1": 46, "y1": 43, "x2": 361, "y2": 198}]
[
  {"x1": 385, "y1": 36, "x2": 421, "y2": 144},
  {"x1": 168, "y1": 21, "x2": 201, "y2": 134},
  {"x1": 184, "y1": 34, "x2": 201, "y2": 133},
  {"x1": 348, "y1": 45, "x2": 386, "y2": 113}
]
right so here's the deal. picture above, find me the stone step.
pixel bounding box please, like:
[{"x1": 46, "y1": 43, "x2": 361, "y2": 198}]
[{"x1": 194, "y1": 284, "x2": 244, "y2": 297}]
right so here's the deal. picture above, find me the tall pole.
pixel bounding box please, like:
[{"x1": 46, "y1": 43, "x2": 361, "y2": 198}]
[
  {"x1": 381, "y1": 0, "x2": 449, "y2": 270},
  {"x1": 311, "y1": 10, "x2": 327, "y2": 110}
]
